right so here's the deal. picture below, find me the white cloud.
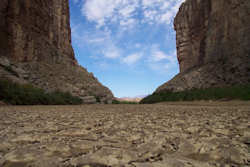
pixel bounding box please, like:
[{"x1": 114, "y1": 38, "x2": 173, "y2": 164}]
[
  {"x1": 152, "y1": 50, "x2": 168, "y2": 62},
  {"x1": 147, "y1": 45, "x2": 178, "y2": 72},
  {"x1": 160, "y1": 12, "x2": 174, "y2": 24},
  {"x1": 160, "y1": 1, "x2": 171, "y2": 10},
  {"x1": 82, "y1": 0, "x2": 139, "y2": 28},
  {"x1": 103, "y1": 46, "x2": 121, "y2": 59},
  {"x1": 150, "y1": 45, "x2": 167, "y2": 62},
  {"x1": 71, "y1": 25, "x2": 110, "y2": 47},
  {"x1": 143, "y1": 0, "x2": 185, "y2": 25},
  {"x1": 82, "y1": 0, "x2": 116, "y2": 27},
  {"x1": 88, "y1": 37, "x2": 105, "y2": 43},
  {"x1": 119, "y1": 4, "x2": 137, "y2": 19},
  {"x1": 81, "y1": 0, "x2": 185, "y2": 28},
  {"x1": 70, "y1": 23, "x2": 122, "y2": 60},
  {"x1": 72, "y1": 0, "x2": 184, "y2": 71},
  {"x1": 122, "y1": 53, "x2": 142, "y2": 65},
  {"x1": 120, "y1": 18, "x2": 136, "y2": 27},
  {"x1": 142, "y1": 0, "x2": 155, "y2": 8}
]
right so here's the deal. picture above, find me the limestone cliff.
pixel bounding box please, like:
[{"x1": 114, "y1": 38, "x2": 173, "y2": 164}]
[
  {"x1": 156, "y1": 0, "x2": 250, "y2": 93},
  {"x1": 0, "y1": 0, "x2": 113, "y2": 103}
]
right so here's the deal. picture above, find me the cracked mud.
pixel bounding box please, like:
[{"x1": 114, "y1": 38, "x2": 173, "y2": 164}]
[{"x1": 0, "y1": 102, "x2": 249, "y2": 167}]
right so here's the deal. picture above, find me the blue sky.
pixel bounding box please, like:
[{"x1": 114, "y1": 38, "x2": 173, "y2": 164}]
[{"x1": 69, "y1": 0, "x2": 184, "y2": 98}]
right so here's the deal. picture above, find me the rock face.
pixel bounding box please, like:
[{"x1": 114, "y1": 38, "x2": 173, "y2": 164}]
[
  {"x1": 0, "y1": 0, "x2": 113, "y2": 103},
  {"x1": 156, "y1": 0, "x2": 250, "y2": 93}
]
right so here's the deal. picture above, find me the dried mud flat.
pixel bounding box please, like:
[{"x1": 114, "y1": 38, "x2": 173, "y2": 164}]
[{"x1": 0, "y1": 102, "x2": 250, "y2": 167}]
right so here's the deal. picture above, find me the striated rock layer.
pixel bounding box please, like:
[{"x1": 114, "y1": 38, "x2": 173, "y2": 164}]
[
  {"x1": 0, "y1": 0, "x2": 113, "y2": 103},
  {"x1": 156, "y1": 0, "x2": 250, "y2": 93}
]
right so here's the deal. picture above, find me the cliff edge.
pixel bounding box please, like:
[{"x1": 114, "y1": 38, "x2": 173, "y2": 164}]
[
  {"x1": 0, "y1": 0, "x2": 114, "y2": 103},
  {"x1": 156, "y1": 0, "x2": 250, "y2": 93}
]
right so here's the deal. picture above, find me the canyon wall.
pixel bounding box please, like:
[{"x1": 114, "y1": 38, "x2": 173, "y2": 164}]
[
  {"x1": 156, "y1": 0, "x2": 250, "y2": 93},
  {"x1": 0, "y1": 0, "x2": 113, "y2": 103}
]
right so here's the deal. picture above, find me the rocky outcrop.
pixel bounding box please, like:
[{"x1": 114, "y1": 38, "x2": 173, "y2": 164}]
[
  {"x1": 0, "y1": 0, "x2": 113, "y2": 103},
  {"x1": 156, "y1": 0, "x2": 250, "y2": 93}
]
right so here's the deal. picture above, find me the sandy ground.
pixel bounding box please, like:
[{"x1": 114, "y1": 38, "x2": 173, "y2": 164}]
[{"x1": 0, "y1": 102, "x2": 249, "y2": 167}]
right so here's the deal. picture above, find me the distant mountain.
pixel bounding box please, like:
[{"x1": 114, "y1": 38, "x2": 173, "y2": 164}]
[{"x1": 116, "y1": 95, "x2": 147, "y2": 102}]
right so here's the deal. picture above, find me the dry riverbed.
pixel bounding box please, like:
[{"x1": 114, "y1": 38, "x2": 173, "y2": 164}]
[{"x1": 0, "y1": 102, "x2": 250, "y2": 167}]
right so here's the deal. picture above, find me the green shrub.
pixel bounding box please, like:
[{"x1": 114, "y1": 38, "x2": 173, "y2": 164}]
[
  {"x1": 140, "y1": 84, "x2": 250, "y2": 104},
  {"x1": 112, "y1": 99, "x2": 120, "y2": 104},
  {"x1": 95, "y1": 96, "x2": 101, "y2": 103},
  {"x1": 112, "y1": 100, "x2": 138, "y2": 104},
  {"x1": 1, "y1": 65, "x2": 19, "y2": 77},
  {"x1": 0, "y1": 79, "x2": 82, "y2": 105}
]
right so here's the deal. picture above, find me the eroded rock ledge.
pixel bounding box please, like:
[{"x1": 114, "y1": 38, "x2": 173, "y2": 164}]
[{"x1": 156, "y1": 0, "x2": 250, "y2": 93}]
